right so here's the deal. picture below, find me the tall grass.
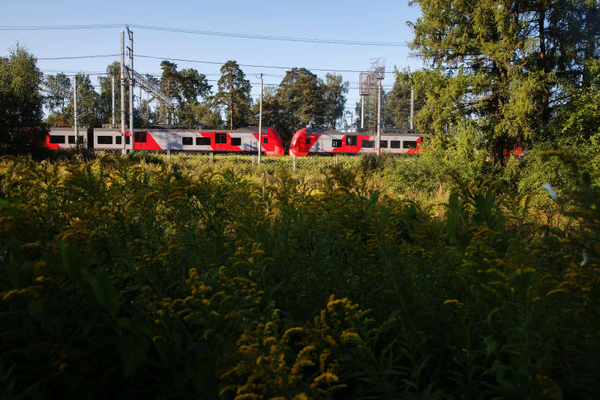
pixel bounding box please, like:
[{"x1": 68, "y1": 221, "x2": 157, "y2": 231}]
[{"x1": 0, "y1": 151, "x2": 598, "y2": 399}]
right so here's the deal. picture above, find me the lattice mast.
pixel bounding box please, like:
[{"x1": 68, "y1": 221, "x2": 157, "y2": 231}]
[
  {"x1": 359, "y1": 58, "x2": 385, "y2": 154},
  {"x1": 119, "y1": 26, "x2": 175, "y2": 155}
]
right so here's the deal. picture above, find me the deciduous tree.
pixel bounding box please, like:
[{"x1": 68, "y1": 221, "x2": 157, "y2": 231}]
[
  {"x1": 0, "y1": 45, "x2": 46, "y2": 152},
  {"x1": 322, "y1": 73, "x2": 349, "y2": 129},
  {"x1": 275, "y1": 68, "x2": 325, "y2": 142}
]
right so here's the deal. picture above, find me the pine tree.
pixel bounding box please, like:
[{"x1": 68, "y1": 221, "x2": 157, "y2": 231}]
[
  {"x1": 215, "y1": 61, "x2": 252, "y2": 130},
  {"x1": 410, "y1": 0, "x2": 551, "y2": 164}
]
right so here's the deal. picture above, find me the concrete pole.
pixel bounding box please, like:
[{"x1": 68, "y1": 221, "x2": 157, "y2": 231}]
[
  {"x1": 377, "y1": 80, "x2": 382, "y2": 155},
  {"x1": 258, "y1": 73, "x2": 263, "y2": 164},
  {"x1": 111, "y1": 76, "x2": 115, "y2": 125},
  {"x1": 121, "y1": 30, "x2": 126, "y2": 155},
  {"x1": 410, "y1": 87, "x2": 414, "y2": 130},
  {"x1": 128, "y1": 26, "x2": 134, "y2": 152},
  {"x1": 360, "y1": 96, "x2": 364, "y2": 129},
  {"x1": 73, "y1": 76, "x2": 78, "y2": 148}
]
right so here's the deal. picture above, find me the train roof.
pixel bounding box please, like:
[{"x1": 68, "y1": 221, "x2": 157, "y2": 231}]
[
  {"x1": 303, "y1": 128, "x2": 423, "y2": 136},
  {"x1": 80, "y1": 126, "x2": 271, "y2": 134}
]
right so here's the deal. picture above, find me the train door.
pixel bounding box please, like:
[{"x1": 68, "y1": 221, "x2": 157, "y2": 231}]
[
  {"x1": 134, "y1": 131, "x2": 148, "y2": 150},
  {"x1": 345, "y1": 135, "x2": 357, "y2": 153},
  {"x1": 215, "y1": 133, "x2": 227, "y2": 151},
  {"x1": 87, "y1": 129, "x2": 94, "y2": 150}
]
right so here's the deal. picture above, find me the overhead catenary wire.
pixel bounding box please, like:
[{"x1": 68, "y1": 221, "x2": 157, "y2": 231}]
[
  {"x1": 135, "y1": 54, "x2": 396, "y2": 74},
  {"x1": 38, "y1": 54, "x2": 120, "y2": 60},
  {"x1": 37, "y1": 53, "x2": 398, "y2": 76},
  {"x1": 0, "y1": 23, "x2": 410, "y2": 48}
]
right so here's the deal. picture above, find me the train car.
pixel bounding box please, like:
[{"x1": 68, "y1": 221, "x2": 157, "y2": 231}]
[
  {"x1": 288, "y1": 128, "x2": 425, "y2": 156},
  {"x1": 49, "y1": 127, "x2": 284, "y2": 156},
  {"x1": 45, "y1": 127, "x2": 89, "y2": 149}
]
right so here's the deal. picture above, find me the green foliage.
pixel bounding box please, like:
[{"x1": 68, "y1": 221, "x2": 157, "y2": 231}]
[
  {"x1": 384, "y1": 67, "x2": 423, "y2": 129},
  {"x1": 1, "y1": 153, "x2": 599, "y2": 399},
  {"x1": 159, "y1": 60, "x2": 213, "y2": 128},
  {"x1": 0, "y1": 44, "x2": 47, "y2": 153},
  {"x1": 358, "y1": 153, "x2": 386, "y2": 174},
  {"x1": 215, "y1": 60, "x2": 252, "y2": 130},
  {"x1": 409, "y1": 0, "x2": 597, "y2": 164},
  {"x1": 273, "y1": 68, "x2": 349, "y2": 144},
  {"x1": 322, "y1": 73, "x2": 350, "y2": 129}
]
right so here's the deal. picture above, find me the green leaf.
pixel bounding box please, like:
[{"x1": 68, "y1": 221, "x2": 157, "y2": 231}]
[
  {"x1": 84, "y1": 271, "x2": 120, "y2": 317},
  {"x1": 116, "y1": 338, "x2": 149, "y2": 378},
  {"x1": 59, "y1": 241, "x2": 81, "y2": 281}
]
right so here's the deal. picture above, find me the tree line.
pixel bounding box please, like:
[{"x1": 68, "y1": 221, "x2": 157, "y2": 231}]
[{"x1": 1, "y1": 45, "x2": 423, "y2": 152}]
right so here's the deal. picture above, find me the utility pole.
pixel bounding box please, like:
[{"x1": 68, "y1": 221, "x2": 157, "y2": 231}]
[
  {"x1": 120, "y1": 30, "x2": 126, "y2": 155},
  {"x1": 258, "y1": 73, "x2": 263, "y2": 164},
  {"x1": 377, "y1": 79, "x2": 382, "y2": 155},
  {"x1": 410, "y1": 87, "x2": 414, "y2": 130},
  {"x1": 128, "y1": 25, "x2": 134, "y2": 151},
  {"x1": 73, "y1": 76, "x2": 78, "y2": 148},
  {"x1": 359, "y1": 72, "x2": 368, "y2": 130},
  {"x1": 111, "y1": 76, "x2": 115, "y2": 125},
  {"x1": 361, "y1": 96, "x2": 364, "y2": 129}
]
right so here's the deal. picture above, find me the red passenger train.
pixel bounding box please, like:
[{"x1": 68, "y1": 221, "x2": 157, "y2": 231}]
[
  {"x1": 45, "y1": 126, "x2": 285, "y2": 156},
  {"x1": 289, "y1": 128, "x2": 425, "y2": 156}
]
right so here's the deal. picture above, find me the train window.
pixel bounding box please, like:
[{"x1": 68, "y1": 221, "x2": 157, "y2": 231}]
[
  {"x1": 332, "y1": 139, "x2": 342, "y2": 147},
  {"x1": 97, "y1": 136, "x2": 113, "y2": 144},
  {"x1": 346, "y1": 136, "x2": 357, "y2": 146},
  {"x1": 135, "y1": 132, "x2": 147, "y2": 143},
  {"x1": 68, "y1": 136, "x2": 75, "y2": 144},
  {"x1": 49, "y1": 135, "x2": 66, "y2": 144},
  {"x1": 182, "y1": 137, "x2": 193, "y2": 146},
  {"x1": 263, "y1": 137, "x2": 268, "y2": 144},
  {"x1": 215, "y1": 133, "x2": 227, "y2": 144},
  {"x1": 305, "y1": 138, "x2": 311, "y2": 145},
  {"x1": 380, "y1": 140, "x2": 388, "y2": 148},
  {"x1": 116, "y1": 136, "x2": 121, "y2": 145},
  {"x1": 391, "y1": 140, "x2": 401, "y2": 149},
  {"x1": 361, "y1": 140, "x2": 374, "y2": 148},
  {"x1": 403, "y1": 141, "x2": 417, "y2": 149},
  {"x1": 231, "y1": 137, "x2": 241, "y2": 146},
  {"x1": 196, "y1": 137, "x2": 211, "y2": 146}
]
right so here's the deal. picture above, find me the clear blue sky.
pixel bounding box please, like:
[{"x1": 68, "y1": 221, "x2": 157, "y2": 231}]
[{"x1": 1, "y1": 0, "x2": 425, "y2": 119}]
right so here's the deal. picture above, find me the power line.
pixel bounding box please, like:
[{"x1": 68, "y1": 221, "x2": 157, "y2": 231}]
[
  {"x1": 136, "y1": 54, "x2": 395, "y2": 74},
  {"x1": 38, "y1": 54, "x2": 120, "y2": 60},
  {"x1": 0, "y1": 23, "x2": 410, "y2": 47},
  {"x1": 37, "y1": 52, "x2": 395, "y2": 75},
  {"x1": 0, "y1": 24, "x2": 123, "y2": 30},
  {"x1": 128, "y1": 24, "x2": 410, "y2": 47}
]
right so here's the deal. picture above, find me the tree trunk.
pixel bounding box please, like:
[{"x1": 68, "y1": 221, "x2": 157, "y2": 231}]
[
  {"x1": 582, "y1": 5, "x2": 597, "y2": 89},
  {"x1": 539, "y1": 7, "x2": 551, "y2": 125},
  {"x1": 230, "y1": 80, "x2": 234, "y2": 130},
  {"x1": 491, "y1": 61, "x2": 505, "y2": 166}
]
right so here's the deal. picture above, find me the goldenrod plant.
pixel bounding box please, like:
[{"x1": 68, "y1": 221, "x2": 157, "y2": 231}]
[{"x1": 0, "y1": 152, "x2": 598, "y2": 399}]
